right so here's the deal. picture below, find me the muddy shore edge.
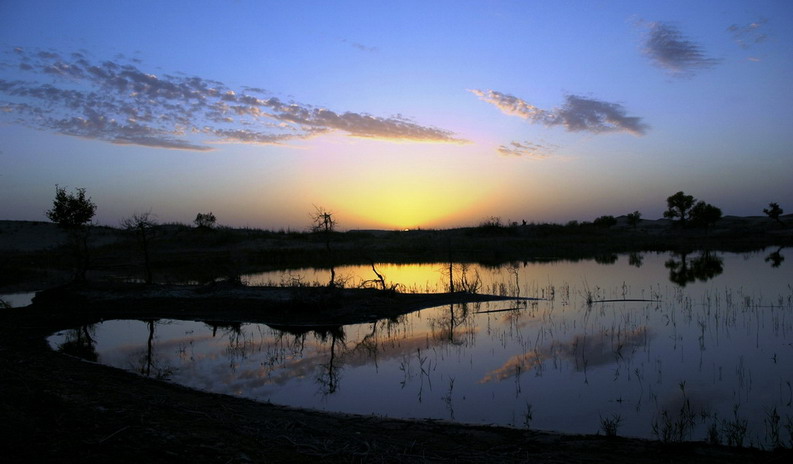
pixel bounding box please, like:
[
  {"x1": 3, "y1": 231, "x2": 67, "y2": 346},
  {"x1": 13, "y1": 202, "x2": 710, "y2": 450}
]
[{"x1": 0, "y1": 284, "x2": 785, "y2": 463}]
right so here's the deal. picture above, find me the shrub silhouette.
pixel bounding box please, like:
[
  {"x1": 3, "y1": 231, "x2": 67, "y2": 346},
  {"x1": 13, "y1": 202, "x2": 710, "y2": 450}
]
[{"x1": 194, "y1": 212, "x2": 217, "y2": 229}]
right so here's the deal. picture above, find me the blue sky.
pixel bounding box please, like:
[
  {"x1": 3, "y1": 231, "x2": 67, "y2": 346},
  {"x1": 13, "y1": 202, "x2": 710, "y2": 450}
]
[{"x1": 1, "y1": 0, "x2": 791, "y2": 230}]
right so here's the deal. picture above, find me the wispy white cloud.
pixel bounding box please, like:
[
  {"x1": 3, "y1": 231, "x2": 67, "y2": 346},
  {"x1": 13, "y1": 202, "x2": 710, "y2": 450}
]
[
  {"x1": 497, "y1": 140, "x2": 557, "y2": 160},
  {"x1": 0, "y1": 48, "x2": 466, "y2": 151},
  {"x1": 470, "y1": 90, "x2": 648, "y2": 136},
  {"x1": 641, "y1": 21, "x2": 719, "y2": 76}
]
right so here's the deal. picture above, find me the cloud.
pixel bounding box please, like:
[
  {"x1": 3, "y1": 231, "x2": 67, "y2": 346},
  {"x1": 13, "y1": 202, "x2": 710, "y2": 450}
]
[
  {"x1": 340, "y1": 38, "x2": 379, "y2": 53},
  {"x1": 497, "y1": 140, "x2": 557, "y2": 159},
  {"x1": 641, "y1": 21, "x2": 719, "y2": 75},
  {"x1": 480, "y1": 327, "x2": 650, "y2": 383},
  {"x1": 471, "y1": 89, "x2": 648, "y2": 136},
  {"x1": 0, "y1": 48, "x2": 466, "y2": 151},
  {"x1": 727, "y1": 19, "x2": 769, "y2": 49}
]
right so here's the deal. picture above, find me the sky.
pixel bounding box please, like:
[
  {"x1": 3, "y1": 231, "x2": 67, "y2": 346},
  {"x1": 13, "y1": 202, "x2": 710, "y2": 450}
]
[{"x1": 1, "y1": 0, "x2": 791, "y2": 230}]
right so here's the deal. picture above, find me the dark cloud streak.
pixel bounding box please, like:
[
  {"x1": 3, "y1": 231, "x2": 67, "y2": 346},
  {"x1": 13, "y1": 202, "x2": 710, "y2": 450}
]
[
  {"x1": 642, "y1": 21, "x2": 719, "y2": 76},
  {"x1": 471, "y1": 90, "x2": 648, "y2": 136}
]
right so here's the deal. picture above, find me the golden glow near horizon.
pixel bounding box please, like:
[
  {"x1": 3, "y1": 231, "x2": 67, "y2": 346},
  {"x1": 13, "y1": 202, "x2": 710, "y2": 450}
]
[
  {"x1": 342, "y1": 185, "x2": 476, "y2": 229},
  {"x1": 296, "y1": 138, "x2": 496, "y2": 230}
]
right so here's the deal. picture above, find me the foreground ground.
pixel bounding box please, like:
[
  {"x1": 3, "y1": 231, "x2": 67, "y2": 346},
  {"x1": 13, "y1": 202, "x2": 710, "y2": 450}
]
[{"x1": 1, "y1": 284, "x2": 790, "y2": 463}]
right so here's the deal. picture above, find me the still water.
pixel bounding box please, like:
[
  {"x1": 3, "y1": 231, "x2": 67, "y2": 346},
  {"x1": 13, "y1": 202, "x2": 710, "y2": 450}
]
[{"x1": 49, "y1": 251, "x2": 792, "y2": 446}]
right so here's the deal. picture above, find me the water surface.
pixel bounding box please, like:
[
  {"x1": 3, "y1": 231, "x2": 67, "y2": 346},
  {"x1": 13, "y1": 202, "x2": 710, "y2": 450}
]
[{"x1": 49, "y1": 251, "x2": 792, "y2": 446}]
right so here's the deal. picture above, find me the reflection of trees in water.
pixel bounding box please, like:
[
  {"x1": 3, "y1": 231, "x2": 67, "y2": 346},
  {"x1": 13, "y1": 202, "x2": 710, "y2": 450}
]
[
  {"x1": 129, "y1": 319, "x2": 173, "y2": 379},
  {"x1": 271, "y1": 324, "x2": 347, "y2": 396},
  {"x1": 765, "y1": 247, "x2": 784, "y2": 268},
  {"x1": 428, "y1": 303, "x2": 476, "y2": 346},
  {"x1": 316, "y1": 327, "x2": 345, "y2": 395},
  {"x1": 594, "y1": 254, "x2": 618, "y2": 265},
  {"x1": 58, "y1": 325, "x2": 98, "y2": 362},
  {"x1": 665, "y1": 251, "x2": 724, "y2": 287},
  {"x1": 205, "y1": 321, "x2": 252, "y2": 371},
  {"x1": 264, "y1": 306, "x2": 479, "y2": 396}
]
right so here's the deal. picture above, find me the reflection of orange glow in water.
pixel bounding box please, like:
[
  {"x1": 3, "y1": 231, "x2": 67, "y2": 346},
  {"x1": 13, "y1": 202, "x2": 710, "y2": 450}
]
[{"x1": 358, "y1": 263, "x2": 448, "y2": 291}]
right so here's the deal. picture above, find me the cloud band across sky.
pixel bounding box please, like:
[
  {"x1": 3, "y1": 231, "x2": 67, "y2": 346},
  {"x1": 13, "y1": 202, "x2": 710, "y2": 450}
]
[
  {"x1": 470, "y1": 89, "x2": 648, "y2": 136},
  {"x1": 0, "y1": 48, "x2": 467, "y2": 151}
]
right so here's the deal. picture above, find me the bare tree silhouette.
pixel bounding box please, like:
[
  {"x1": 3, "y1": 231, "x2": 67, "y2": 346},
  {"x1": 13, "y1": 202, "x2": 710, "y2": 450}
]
[
  {"x1": 121, "y1": 211, "x2": 158, "y2": 284},
  {"x1": 311, "y1": 205, "x2": 337, "y2": 287}
]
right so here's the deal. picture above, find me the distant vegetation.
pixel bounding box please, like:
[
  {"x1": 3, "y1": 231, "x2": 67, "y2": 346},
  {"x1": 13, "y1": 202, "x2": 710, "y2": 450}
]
[
  {"x1": 193, "y1": 212, "x2": 217, "y2": 229},
  {"x1": 1, "y1": 188, "x2": 788, "y2": 290}
]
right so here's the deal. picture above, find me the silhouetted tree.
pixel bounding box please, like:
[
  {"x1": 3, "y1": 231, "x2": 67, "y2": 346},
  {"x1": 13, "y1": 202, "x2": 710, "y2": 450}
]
[
  {"x1": 194, "y1": 212, "x2": 216, "y2": 229},
  {"x1": 593, "y1": 215, "x2": 617, "y2": 229},
  {"x1": 763, "y1": 202, "x2": 784, "y2": 226},
  {"x1": 311, "y1": 206, "x2": 336, "y2": 248},
  {"x1": 46, "y1": 186, "x2": 97, "y2": 281},
  {"x1": 311, "y1": 205, "x2": 337, "y2": 286},
  {"x1": 121, "y1": 211, "x2": 158, "y2": 284},
  {"x1": 626, "y1": 211, "x2": 642, "y2": 229},
  {"x1": 663, "y1": 191, "x2": 696, "y2": 227},
  {"x1": 689, "y1": 201, "x2": 722, "y2": 231}
]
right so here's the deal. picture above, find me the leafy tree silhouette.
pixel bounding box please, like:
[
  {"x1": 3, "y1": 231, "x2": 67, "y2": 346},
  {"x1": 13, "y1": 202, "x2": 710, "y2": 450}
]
[
  {"x1": 593, "y1": 215, "x2": 617, "y2": 228},
  {"x1": 194, "y1": 212, "x2": 216, "y2": 229},
  {"x1": 763, "y1": 202, "x2": 784, "y2": 226},
  {"x1": 46, "y1": 186, "x2": 97, "y2": 281},
  {"x1": 626, "y1": 211, "x2": 642, "y2": 229},
  {"x1": 663, "y1": 191, "x2": 695, "y2": 227},
  {"x1": 689, "y1": 201, "x2": 722, "y2": 231}
]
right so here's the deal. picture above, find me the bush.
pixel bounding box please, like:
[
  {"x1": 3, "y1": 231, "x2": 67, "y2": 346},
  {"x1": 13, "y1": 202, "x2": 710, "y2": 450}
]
[{"x1": 194, "y1": 212, "x2": 217, "y2": 229}]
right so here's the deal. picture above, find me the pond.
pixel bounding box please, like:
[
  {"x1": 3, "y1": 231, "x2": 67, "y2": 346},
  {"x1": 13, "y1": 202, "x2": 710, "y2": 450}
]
[
  {"x1": 48, "y1": 250, "x2": 792, "y2": 447},
  {"x1": 0, "y1": 291, "x2": 35, "y2": 308}
]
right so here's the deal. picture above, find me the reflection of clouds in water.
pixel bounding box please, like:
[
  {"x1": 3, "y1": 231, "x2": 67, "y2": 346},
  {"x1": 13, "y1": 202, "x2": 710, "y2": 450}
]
[
  {"x1": 480, "y1": 327, "x2": 650, "y2": 383},
  {"x1": 166, "y1": 317, "x2": 479, "y2": 395},
  {"x1": 113, "y1": 332, "x2": 218, "y2": 356}
]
